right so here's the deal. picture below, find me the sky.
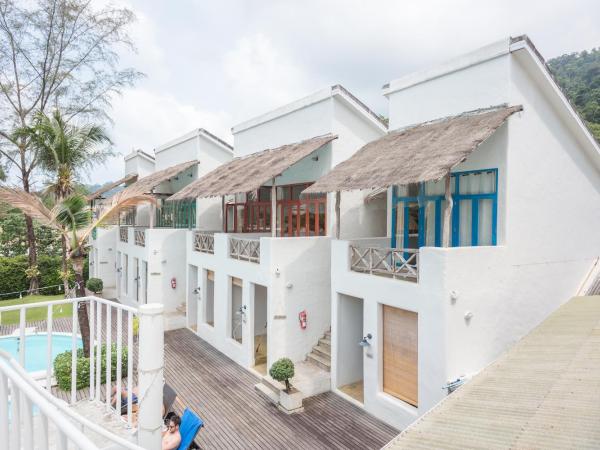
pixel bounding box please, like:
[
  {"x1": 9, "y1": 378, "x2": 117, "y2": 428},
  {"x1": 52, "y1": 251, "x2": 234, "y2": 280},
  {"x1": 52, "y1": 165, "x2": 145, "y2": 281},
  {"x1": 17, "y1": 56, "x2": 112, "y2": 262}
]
[{"x1": 86, "y1": 0, "x2": 600, "y2": 185}]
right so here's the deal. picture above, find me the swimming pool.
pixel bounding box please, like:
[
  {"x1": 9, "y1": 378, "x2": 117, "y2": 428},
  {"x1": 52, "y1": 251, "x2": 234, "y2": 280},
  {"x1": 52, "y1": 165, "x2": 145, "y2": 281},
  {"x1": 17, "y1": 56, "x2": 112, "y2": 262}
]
[{"x1": 0, "y1": 334, "x2": 83, "y2": 373}]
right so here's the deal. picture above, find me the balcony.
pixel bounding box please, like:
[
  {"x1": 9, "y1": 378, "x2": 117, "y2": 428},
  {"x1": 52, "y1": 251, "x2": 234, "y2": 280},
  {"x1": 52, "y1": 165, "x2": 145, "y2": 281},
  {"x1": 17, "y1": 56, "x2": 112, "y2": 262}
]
[
  {"x1": 349, "y1": 241, "x2": 418, "y2": 281},
  {"x1": 193, "y1": 231, "x2": 214, "y2": 254},
  {"x1": 134, "y1": 228, "x2": 146, "y2": 247},
  {"x1": 229, "y1": 237, "x2": 261, "y2": 263},
  {"x1": 119, "y1": 226, "x2": 128, "y2": 243}
]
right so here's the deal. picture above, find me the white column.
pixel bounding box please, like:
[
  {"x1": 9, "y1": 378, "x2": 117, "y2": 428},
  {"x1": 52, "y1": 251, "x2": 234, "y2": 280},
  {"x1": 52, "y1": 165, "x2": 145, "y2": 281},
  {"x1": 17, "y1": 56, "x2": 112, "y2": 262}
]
[{"x1": 137, "y1": 303, "x2": 164, "y2": 450}]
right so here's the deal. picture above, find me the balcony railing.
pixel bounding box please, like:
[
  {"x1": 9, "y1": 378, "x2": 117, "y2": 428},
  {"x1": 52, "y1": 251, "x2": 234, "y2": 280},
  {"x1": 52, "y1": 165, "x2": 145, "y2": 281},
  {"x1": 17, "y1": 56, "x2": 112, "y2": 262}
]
[
  {"x1": 0, "y1": 296, "x2": 163, "y2": 448},
  {"x1": 119, "y1": 226, "x2": 128, "y2": 243},
  {"x1": 350, "y1": 246, "x2": 418, "y2": 281},
  {"x1": 229, "y1": 237, "x2": 260, "y2": 263},
  {"x1": 193, "y1": 231, "x2": 214, "y2": 254},
  {"x1": 134, "y1": 228, "x2": 146, "y2": 247}
]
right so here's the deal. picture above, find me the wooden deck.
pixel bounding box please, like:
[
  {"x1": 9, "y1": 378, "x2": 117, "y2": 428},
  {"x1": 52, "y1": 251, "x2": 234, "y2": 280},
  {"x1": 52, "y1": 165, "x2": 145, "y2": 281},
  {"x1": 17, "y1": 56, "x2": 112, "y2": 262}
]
[
  {"x1": 1, "y1": 307, "x2": 397, "y2": 449},
  {"x1": 165, "y1": 328, "x2": 397, "y2": 449}
]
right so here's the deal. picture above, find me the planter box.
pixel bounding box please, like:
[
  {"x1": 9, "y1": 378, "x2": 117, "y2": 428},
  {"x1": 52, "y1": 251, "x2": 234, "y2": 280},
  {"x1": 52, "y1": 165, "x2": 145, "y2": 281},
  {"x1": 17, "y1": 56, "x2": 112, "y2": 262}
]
[{"x1": 278, "y1": 388, "x2": 303, "y2": 414}]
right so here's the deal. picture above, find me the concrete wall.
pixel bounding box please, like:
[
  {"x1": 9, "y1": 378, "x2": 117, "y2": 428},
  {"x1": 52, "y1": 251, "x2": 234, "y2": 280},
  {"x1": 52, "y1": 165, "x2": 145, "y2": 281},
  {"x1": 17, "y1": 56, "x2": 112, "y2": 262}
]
[
  {"x1": 124, "y1": 153, "x2": 155, "y2": 177},
  {"x1": 89, "y1": 227, "x2": 117, "y2": 289},
  {"x1": 187, "y1": 232, "x2": 332, "y2": 370},
  {"x1": 116, "y1": 228, "x2": 187, "y2": 313}
]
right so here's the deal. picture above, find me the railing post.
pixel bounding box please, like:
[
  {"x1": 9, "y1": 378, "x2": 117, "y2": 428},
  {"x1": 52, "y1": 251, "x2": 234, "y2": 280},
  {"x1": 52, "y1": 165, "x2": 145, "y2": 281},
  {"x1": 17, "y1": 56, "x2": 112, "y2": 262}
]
[{"x1": 138, "y1": 303, "x2": 164, "y2": 450}]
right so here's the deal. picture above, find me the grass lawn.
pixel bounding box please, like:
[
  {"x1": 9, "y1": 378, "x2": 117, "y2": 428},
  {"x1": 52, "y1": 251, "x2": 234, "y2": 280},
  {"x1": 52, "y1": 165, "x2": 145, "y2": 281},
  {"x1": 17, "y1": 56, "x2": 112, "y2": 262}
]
[{"x1": 0, "y1": 294, "x2": 72, "y2": 325}]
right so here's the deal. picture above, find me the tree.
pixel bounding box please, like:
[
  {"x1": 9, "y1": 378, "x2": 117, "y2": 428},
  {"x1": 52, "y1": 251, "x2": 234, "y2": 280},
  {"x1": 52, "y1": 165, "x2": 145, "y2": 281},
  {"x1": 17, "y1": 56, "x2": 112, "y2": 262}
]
[
  {"x1": 0, "y1": 185, "x2": 154, "y2": 356},
  {"x1": 0, "y1": 0, "x2": 141, "y2": 292},
  {"x1": 15, "y1": 109, "x2": 112, "y2": 292}
]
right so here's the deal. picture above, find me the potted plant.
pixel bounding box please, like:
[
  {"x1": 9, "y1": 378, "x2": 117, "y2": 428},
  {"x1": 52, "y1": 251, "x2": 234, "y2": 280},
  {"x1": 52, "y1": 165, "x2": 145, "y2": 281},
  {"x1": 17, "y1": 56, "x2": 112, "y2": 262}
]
[
  {"x1": 86, "y1": 277, "x2": 103, "y2": 295},
  {"x1": 269, "y1": 357, "x2": 303, "y2": 413}
]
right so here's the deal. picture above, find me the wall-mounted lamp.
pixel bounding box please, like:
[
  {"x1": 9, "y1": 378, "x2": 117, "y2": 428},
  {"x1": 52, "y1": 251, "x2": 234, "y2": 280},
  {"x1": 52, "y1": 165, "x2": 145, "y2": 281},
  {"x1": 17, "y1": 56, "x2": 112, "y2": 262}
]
[
  {"x1": 236, "y1": 305, "x2": 248, "y2": 316},
  {"x1": 450, "y1": 290, "x2": 458, "y2": 304},
  {"x1": 286, "y1": 282, "x2": 293, "y2": 289},
  {"x1": 311, "y1": 155, "x2": 319, "y2": 161},
  {"x1": 116, "y1": 267, "x2": 122, "y2": 273},
  {"x1": 359, "y1": 333, "x2": 373, "y2": 347},
  {"x1": 193, "y1": 287, "x2": 201, "y2": 295},
  {"x1": 464, "y1": 311, "x2": 473, "y2": 322},
  {"x1": 274, "y1": 268, "x2": 281, "y2": 277}
]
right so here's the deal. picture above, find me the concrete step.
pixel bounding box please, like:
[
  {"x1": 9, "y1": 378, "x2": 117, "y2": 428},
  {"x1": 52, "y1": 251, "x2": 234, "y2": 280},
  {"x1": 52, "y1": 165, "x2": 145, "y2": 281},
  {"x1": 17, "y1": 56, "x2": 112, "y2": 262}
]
[
  {"x1": 306, "y1": 352, "x2": 331, "y2": 372},
  {"x1": 318, "y1": 337, "x2": 331, "y2": 352},
  {"x1": 324, "y1": 329, "x2": 331, "y2": 339},
  {"x1": 312, "y1": 344, "x2": 331, "y2": 359}
]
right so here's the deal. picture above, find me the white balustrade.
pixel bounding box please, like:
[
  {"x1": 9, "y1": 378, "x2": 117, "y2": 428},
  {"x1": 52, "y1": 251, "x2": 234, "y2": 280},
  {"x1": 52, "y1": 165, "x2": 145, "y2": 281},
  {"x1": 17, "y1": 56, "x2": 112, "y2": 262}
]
[
  {"x1": 350, "y1": 245, "x2": 419, "y2": 281},
  {"x1": 229, "y1": 237, "x2": 261, "y2": 263}
]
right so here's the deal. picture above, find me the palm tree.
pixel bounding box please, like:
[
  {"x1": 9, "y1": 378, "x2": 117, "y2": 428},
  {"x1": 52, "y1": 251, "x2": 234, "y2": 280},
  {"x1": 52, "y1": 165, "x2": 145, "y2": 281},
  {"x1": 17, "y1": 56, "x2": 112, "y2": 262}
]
[
  {"x1": 14, "y1": 110, "x2": 112, "y2": 292},
  {"x1": 0, "y1": 186, "x2": 154, "y2": 356}
]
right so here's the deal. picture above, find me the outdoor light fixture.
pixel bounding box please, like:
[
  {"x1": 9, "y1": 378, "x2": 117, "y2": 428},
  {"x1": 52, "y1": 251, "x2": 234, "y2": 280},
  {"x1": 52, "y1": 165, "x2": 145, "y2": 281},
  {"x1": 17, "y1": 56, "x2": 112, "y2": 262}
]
[
  {"x1": 359, "y1": 334, "x2": 373, "y2": 347},
  {"x1": 193, "y1": 287, "x2": 201, "y2": 295},
  {"x1": 275, "y1": 268, "x2": 281, "y2": 277}
]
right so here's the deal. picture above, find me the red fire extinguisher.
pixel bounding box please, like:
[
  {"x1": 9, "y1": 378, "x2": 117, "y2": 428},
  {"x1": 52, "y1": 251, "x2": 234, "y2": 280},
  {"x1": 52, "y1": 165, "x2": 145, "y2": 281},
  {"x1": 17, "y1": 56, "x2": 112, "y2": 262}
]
[
  {"x1": 298, "y1": 310, "x2": 307, "y2": 330},
  {"x1": 170, "y1": 277, "x2": 177, "y2": 289}
]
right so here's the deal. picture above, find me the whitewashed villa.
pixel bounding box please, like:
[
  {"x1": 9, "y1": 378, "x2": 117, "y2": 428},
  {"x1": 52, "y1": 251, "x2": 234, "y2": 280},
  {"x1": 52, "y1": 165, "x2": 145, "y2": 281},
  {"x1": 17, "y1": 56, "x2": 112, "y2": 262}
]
[{"x1": 2, "y1": 35, "x2": 600, "y2": 449}]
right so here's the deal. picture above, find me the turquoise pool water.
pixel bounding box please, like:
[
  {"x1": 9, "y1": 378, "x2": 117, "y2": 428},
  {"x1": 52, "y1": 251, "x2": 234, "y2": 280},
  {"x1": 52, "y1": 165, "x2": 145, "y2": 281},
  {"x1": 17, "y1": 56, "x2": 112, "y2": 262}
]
[{"x1": 0, "y1": 334, "x2": 83, "y2": 373}]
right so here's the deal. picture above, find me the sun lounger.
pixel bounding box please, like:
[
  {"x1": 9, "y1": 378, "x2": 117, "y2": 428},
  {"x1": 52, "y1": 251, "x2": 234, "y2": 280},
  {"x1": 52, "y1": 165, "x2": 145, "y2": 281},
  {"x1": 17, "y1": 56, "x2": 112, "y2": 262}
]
[{"x1": 177, "y1": 407, "x2": 203, "y2": 450}]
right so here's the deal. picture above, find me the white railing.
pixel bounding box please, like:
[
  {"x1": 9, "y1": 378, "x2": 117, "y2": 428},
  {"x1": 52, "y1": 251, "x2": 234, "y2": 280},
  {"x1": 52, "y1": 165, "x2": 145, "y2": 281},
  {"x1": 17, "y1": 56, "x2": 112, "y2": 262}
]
[
  {"x1": 120, "y1": 227, "x2": 129, "y2": 243},
  {"x1": 350, "y1": 246, "x2": 419, "y2": 281},
  {"x1": 229, "y1": 237, "x2": 260, "y2": 263},
  {"x1": 193, "y1": 231, "x2": 214, "y2": 254},
  {"x1": 134, "y1": 228, "x2": 146, "y2": 247},
  {"x1": 0, "y1": 296, "x2": 164, "y2": 449}
]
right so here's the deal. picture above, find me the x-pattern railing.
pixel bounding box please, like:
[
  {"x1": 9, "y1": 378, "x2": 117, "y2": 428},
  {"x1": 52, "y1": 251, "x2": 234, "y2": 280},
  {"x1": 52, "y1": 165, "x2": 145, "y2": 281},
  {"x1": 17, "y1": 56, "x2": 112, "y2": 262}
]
[
  {"x1": 134, "y1": 229, "x2": 146, "y2": 247},
  {"x1": 193, "y1": 232, "x2": 214, "y2": 254},
  {"x1": 350, "y1": 246, "x2": 418, "y2": 281},
  {"x1": 119, "y1": 227, "x2": 128, "y2": 243},
  {"x1": 229, "y1": 237, "x2": 260, "y2": 263}
]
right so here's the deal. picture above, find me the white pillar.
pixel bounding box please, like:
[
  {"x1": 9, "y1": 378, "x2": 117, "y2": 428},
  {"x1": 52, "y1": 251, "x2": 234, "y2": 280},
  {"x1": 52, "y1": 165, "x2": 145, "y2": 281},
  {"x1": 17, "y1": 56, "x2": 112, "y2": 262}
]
[{"x1": 137, "y1": 303, "x2": 164, "y2": 450}]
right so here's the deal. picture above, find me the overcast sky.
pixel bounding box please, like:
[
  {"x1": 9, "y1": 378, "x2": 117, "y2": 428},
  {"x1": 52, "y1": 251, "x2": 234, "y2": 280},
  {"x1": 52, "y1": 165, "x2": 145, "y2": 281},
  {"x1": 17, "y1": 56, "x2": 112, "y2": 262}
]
[{"x1": 85, "y1": 0, "x2": 600, "y2": 185}]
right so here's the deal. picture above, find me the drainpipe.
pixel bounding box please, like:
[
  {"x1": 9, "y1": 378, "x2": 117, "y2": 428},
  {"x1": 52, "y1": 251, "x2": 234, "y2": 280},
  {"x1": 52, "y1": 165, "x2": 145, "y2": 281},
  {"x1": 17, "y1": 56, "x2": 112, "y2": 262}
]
[{"x1": 137, "y1": 303, "x2": 164, "y2": 450}]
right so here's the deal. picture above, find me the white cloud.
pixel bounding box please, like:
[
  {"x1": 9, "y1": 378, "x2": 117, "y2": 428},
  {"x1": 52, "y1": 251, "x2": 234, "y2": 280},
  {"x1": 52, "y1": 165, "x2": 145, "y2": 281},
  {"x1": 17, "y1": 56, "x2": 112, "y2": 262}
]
[
  {"x1": 85, "y1": 88, "x2": 231, "y2": 184},
  {"x1": 223, "y1": 33, "x2": 314, "y2": 121}
]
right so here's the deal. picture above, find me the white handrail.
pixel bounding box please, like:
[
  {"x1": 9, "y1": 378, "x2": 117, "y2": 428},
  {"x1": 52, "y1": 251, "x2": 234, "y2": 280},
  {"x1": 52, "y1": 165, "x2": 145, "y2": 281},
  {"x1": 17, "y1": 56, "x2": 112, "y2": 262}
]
[
  {"x1": 0, "y1": 349, "x2": 98, "y2": 450},
  {"x1": 0, "y1": 349, "x2": 145, "y2": 449},
  {"x1": 0, "y1": 295, "x2": 138, "y2": 314}
]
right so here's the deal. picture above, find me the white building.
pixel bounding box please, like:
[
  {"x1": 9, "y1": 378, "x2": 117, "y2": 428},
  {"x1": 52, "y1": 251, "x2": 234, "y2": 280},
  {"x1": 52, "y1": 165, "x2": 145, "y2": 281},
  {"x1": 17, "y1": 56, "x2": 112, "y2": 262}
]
[
  {"x1": 169, "y1": 85, "x2": 387, "y2": 392},
  {"x1": 89, "y1": 129, "x2": 233, "y2": 329},
  {"x1": 88, "y1": 36, "x2": 600, "y2": 432},
  {"x1": 303, "y1": 35, "x2": 600, "y2": 429}
]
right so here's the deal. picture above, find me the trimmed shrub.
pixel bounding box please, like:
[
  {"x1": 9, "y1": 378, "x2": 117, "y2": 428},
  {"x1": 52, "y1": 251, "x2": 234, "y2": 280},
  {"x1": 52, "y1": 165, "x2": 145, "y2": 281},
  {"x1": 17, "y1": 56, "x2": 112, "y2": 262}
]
[
  {"x1": 53, "y1": 343, "x2": 128, "y2": 391},
  {"x1": 269, "y1": 357, "x2": 295, "y2": 393},
  {"x1": 86, "y1": 278, "x2": 103, "y2": 294}
]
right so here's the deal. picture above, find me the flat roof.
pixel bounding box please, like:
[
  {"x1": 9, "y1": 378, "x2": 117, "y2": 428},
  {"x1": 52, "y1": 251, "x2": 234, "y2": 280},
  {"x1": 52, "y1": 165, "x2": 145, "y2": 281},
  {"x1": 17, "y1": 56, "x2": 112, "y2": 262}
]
[
  {"x1": 385, "y1": 295, "x2": 600, "y2": 449},
  {"x1": 232, "y1": 84, "x2": 387, "y2": 134}
]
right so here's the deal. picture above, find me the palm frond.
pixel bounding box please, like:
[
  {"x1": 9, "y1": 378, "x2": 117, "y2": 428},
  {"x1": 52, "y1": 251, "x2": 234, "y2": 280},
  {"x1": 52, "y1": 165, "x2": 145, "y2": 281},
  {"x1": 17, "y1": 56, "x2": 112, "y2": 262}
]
[{"x1": 0, "y1": 187, "x2": 62, "y2": 231}]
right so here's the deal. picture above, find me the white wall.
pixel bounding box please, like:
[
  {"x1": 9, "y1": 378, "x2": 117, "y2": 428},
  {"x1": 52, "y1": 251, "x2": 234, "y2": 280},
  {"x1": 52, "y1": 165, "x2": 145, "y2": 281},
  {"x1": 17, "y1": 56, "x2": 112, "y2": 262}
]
[
  {"x1": 124, "y1": 153, "x2": 155, "y2": 177},
  {"x1": 116, "y1": 228, "x2": 187, "y2": 313},
  {"x1": 89, "y1": 227, "x2": 117, "y2": 289},
  {"x1": 187, "y1": 232, "x2": 332, "y2": 370}
]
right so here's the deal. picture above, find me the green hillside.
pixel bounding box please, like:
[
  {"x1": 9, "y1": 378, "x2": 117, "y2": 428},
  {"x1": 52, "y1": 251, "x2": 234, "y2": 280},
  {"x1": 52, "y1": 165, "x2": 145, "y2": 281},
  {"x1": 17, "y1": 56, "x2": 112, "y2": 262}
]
[{"x1": 548, "y1": 48, "x2": 600, "y2": 141}]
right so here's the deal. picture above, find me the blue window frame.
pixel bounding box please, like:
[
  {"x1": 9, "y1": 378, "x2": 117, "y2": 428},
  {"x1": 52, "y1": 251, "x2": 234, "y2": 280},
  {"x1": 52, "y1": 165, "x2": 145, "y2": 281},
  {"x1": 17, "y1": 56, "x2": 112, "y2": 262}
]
[{"x1": 391, "y1": 168, "x2": 498, "y2": 249}]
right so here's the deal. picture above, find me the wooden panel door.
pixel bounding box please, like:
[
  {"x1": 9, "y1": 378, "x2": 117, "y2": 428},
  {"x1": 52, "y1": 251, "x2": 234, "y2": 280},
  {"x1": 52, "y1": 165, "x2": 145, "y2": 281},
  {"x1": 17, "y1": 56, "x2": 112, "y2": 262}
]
[{"x1": 383, "y1": 305, "x2": 418, "y2": 406}]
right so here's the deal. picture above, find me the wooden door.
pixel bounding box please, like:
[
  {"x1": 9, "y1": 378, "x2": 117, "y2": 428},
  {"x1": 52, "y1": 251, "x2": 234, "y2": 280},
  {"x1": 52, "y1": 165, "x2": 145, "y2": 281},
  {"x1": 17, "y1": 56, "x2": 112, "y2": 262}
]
[{"x1": 383, "y1": 305, "x2": 418, "y2": 406}]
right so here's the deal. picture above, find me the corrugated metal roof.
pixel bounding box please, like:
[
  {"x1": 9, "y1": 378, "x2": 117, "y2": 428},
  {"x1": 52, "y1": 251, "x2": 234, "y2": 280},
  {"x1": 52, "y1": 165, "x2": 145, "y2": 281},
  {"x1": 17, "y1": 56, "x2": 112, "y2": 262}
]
[{"x1": 385, "y1": 295, "x2": 600, "y2": 450}]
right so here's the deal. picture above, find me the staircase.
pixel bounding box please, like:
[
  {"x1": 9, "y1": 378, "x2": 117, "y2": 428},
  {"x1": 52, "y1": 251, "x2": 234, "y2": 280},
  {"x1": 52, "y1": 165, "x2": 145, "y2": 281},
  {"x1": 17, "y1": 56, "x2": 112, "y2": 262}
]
[{"x1": 306, "y1": 328, "x2": 331, "y2": 372}]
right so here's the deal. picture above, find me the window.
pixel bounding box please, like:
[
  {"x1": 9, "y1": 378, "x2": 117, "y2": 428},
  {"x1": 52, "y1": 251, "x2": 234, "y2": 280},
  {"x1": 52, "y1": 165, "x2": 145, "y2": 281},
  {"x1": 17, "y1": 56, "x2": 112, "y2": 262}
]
[{"x1": 393, "y1": 169, "x2": 498, "y2": 248}]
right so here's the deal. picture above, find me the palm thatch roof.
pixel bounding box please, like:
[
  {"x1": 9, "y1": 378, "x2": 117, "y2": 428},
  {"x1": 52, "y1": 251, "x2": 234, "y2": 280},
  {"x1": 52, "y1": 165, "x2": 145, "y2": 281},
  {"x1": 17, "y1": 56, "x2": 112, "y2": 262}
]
[
  {"x1": 168, "y1": 134, "x2": 337, "y2": 200},
  {"x1": 304, "y1": 105, "x2": 522, "y2": 194},
  {"x1": 122, "y1": 160, "x2": 197, "y2": 197},
  {"x1": 87, "y1": 173, "x2": 138, "y2": 201}
]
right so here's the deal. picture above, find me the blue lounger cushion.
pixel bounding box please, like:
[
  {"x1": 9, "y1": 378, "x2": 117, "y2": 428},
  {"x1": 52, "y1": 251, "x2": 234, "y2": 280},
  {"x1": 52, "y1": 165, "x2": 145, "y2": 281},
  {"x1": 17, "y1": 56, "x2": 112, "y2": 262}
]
[{"x1": 177, "y1": 407, "x2": 204, "y2": 450}]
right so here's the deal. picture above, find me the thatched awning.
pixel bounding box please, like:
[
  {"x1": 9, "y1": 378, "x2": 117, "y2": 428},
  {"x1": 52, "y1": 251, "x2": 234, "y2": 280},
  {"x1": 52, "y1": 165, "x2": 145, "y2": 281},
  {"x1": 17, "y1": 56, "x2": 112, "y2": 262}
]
[
  {"x1": 304, "y1": 105, "x2": 522, "y2": 194},
  {"x1": 87, "y1": 173, "x2": 138, "y2": 201},
  {"x1": 168, "y1": 134, "x2": 337, "y2": 200},
  {"x1": 122, "y1": 160, "x2": 198, "y2": 197}
]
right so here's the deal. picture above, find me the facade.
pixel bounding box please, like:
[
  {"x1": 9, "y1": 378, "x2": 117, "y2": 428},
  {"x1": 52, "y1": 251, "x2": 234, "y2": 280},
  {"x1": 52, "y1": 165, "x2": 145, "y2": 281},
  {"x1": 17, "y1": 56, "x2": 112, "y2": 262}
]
[
  {"x1": 182, "y1": 85, "x2": 387, "y2": 390},
  {"x1": 88, "y1": 36, "x2": 600, "y2": 433},
  {"x1": 321, "y1": 36, "x2": 600, "y2": 429},
  {"x1": 89, "y1": 129, "x2": 233, "y2": 329}
]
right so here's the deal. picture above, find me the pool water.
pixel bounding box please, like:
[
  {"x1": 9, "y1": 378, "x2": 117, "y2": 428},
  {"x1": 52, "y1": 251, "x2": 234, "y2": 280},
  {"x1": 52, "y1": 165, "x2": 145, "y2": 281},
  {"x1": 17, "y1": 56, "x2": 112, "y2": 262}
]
[{"x1": 0, "y1": 334, "x2": 83, "y2": 373}]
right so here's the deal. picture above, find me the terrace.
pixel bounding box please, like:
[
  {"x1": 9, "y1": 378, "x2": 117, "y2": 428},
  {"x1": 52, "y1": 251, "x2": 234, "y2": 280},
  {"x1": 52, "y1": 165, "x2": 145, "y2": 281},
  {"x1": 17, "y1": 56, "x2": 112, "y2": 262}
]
[{"x1": 0, "y1": 297, "x2": 397, "y2": 449}]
